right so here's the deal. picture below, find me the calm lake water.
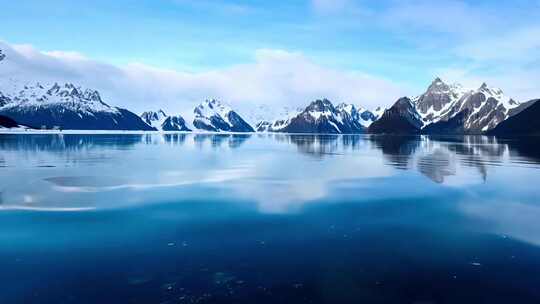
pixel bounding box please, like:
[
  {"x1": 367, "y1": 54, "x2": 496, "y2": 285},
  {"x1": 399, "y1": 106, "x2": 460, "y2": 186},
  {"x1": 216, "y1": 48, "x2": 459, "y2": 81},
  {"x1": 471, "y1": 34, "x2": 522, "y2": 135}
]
[{"x1": 1, "y1": 133, "x2": 540, "y2": 303}]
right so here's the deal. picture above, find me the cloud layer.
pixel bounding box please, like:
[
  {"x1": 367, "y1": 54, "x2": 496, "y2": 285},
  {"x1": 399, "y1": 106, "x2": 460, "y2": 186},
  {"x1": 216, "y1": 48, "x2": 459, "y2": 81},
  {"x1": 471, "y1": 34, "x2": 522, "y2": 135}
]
[
  {"x1": 307, "y1": 0, "x2": 540, "y2": 102},
  {"x1": 0, "y1": 41, "x2": 407, "y2": 114}
]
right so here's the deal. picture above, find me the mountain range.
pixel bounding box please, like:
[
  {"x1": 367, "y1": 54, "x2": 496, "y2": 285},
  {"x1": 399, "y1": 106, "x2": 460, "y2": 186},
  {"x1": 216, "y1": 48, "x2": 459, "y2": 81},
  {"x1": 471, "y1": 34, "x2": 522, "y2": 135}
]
[
  {"x1": 254, "y1": 99, "x2": 380, "y2": 134},
  {"x1": 140, "y1": 100, "x2": 255, "y2": 133},
  {"x1": 0, "y1": 82, "x2": 154, "y2": 131},
  {"x1": 368, "y1": 78, "x2": 540, "y2": 136},
  {"x1": 0, "y1": 50, "x2": 537, "y2": 137}
]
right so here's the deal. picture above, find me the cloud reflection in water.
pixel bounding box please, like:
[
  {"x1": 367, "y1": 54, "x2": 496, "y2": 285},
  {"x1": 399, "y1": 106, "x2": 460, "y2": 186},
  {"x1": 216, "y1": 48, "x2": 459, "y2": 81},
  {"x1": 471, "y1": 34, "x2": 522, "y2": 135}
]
[{"x1": 0, "y1": 133, "x2": 538, "y2": 215}]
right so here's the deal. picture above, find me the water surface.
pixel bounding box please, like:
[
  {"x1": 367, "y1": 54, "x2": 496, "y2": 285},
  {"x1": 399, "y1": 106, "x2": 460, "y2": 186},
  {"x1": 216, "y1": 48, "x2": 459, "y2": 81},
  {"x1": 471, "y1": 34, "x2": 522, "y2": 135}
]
[{"x1": 1, "y1": 133, "x2": 539, "y2": 303}]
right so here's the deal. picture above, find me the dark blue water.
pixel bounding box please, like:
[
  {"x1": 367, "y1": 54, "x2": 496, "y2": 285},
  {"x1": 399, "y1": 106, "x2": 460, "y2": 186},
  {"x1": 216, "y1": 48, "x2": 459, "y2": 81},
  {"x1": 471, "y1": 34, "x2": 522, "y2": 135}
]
[{"x1": 1, "y1": 133, "x2": 539, "y2": 303}]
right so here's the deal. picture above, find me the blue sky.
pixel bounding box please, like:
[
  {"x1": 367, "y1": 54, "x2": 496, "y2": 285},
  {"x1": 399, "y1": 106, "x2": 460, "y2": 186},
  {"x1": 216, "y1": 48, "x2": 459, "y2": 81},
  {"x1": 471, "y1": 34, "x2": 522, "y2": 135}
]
[{"x1": 1, "y1": 0, "x2": 539, "y2": 112}]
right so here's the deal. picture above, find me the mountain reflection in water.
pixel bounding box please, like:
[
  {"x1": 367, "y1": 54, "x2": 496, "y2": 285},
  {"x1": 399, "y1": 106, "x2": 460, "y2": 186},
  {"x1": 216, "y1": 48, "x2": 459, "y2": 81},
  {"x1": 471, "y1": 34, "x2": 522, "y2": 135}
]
[
  {"x1": 0, "y1": 133, "x2": 538, "y2": 186},
  {"x1": 0, "y1": 133, "x2": 537, "y2": 212}
]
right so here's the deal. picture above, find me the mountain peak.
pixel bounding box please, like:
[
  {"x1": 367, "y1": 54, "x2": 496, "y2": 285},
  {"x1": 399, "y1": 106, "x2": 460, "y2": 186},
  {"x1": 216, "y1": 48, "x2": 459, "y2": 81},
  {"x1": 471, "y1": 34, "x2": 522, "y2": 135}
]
[
  {"x1": 140, "y1": 110, "x2": 190, "y2": 131},
  {"x1": 193, "y1": 99, "x2": 253, "y2": 132},
  {"x1": 426, "y1": 77, "x2": 450, "y2": 93},
  {"x1": 477, "y1": 82, "x2": 504, "y2": 97},
  {"x1": 396, "y1": 97, "x2": 413, "y2": 107},
  {"x1": 368, "y1": 97, "x2": 423, "y2": 134},
  {"x1": 206, "y1": 98, "x2": 218, "y2": 105},
  {"x1": 196, "y1": 98, "x2": 232, "y2": 117},
  {"x1": 274, "y1": 98, "x2": 369, "y2": 134},
  {"x1": 306, "y1": 99, "x2": 335, "y2": 113},
  {"x1": 141, "y1": 110, "x2": 167, "y2": 122},
  {"x1": 204, "y1": 98, "x2": 226, "y2": 110},
  {"x1": 394, "y1": 97, "x2": 420, "y2": 118},
  {"x1": 336, "y1": 103, "x2": 356, "y2": 113},
  {"x1": 432, "y1": 77, "x2": 444, "y2": 84}
]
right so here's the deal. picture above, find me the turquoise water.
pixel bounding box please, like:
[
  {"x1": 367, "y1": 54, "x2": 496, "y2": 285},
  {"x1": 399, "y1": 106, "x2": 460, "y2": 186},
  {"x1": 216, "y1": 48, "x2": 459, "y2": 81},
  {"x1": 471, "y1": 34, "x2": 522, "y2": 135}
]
[{"x1": 0, "y1": 134, "x2": 539, "y2": 303}]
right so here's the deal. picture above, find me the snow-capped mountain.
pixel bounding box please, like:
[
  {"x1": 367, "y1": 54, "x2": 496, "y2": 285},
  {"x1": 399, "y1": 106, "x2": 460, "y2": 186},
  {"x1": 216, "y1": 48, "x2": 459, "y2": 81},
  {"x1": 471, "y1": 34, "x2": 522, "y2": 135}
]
[
  {"x1": 141, "y1": 110, "x2": 191, "y2": 131},
  {"x1": 256, "y1": 99, "x2": 379, "y2": 134},
  {"x1": 369, "y1": 97, "x2": 423, "y2": 134},
  {"x1": 413, "y1": 77, "x2": 468, "y2": 123},
  {"x1": 192, "y1": 99, "x2": 254, "y2": 132},
  {"x1": 414, "y1": 78, "x2": 521, "y2": 133},
  {"x1": 0, "y1": 82, "x2": 154, "y2": 130}
]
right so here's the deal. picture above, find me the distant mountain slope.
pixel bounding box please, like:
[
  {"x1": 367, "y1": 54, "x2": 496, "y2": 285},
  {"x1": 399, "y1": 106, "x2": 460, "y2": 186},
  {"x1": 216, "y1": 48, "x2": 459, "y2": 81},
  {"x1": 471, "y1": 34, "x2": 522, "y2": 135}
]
[
  {"x1": 507, "y1": 99, "x2": 537, "y2": 117},
  {"x1": 368, "y1": 97, "x2": 423, "y2": 134},
  {"x1": 258, "y1": 99, "x2": 378, "y2": 134},
  {"x1": 192, "y1": 99, "x2": 254, "y2": 132},
  {"x1": 488, "y1": 100, "x2": 540, "y2": 136},
  {"x1": 141, "y1": 110, "x2": 191, "y2": 131},
  {"x1": 0, "y1": 82, "x2": 155, "y2": 130}
]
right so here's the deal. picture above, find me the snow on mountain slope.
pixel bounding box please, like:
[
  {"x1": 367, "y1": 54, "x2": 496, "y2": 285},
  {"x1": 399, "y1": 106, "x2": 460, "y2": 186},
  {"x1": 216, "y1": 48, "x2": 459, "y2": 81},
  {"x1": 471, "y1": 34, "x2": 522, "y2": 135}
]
[
  {"x1": 336, "y1": 103, "x2": 379, "y2": 128},
  {"x1": 0, "y1": 81, "x2": 154, "y2": 130},
  {"x1": 141, "y1": 110, "x2": 168, "y2": 128},
  {"x1": 141, "y1": 110, "x2": 191, "y2": 131},
  {"x1": 192, "y1": 99, "x2": 254, "y2": 132},
  {"x1": 372, "y1": 106, "x2": 386, "y2": 120},
  {"x1": 0, "y1": 81, "x2": 117, "y2": 114},
  {"x1": 369, "y1": 97, "x2": 423, "y2": 134},
  {"x1": 414, "y1": 78, "x2": 521, "y2": 133},
  {"x1": 256, "y1": 99, "x2": 381, "y2": 133},
  {"x1": 279, "y1": 99, "x2": 345, "y2": 133},
  {"x1": 413, "y1": 77, "x2": 469, "y2": 124},
  {"x1": 265, "y1": 99, "x2": 363, "y2": 134}
]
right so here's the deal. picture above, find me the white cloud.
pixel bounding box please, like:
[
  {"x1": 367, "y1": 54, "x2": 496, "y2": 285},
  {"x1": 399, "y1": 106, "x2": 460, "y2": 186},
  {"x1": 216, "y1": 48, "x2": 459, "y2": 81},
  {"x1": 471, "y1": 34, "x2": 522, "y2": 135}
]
[
  {"x1": 460, "y1": 200, "x2": 540, "y2": 246},
  {"x1": 456, "y1": 26, "x2": 540, "y2": 61},
  {"x1": 374, "y1": 0, "x2": 540, "y2": 101},
  {"x1": 0, "y1": 40, "x2": 407, "y2": 115},
  {"x1": 43, "y1": 50, "x2": 90, "y2": 61}
]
